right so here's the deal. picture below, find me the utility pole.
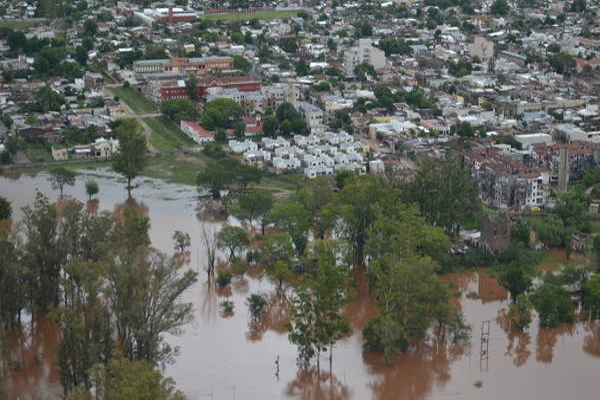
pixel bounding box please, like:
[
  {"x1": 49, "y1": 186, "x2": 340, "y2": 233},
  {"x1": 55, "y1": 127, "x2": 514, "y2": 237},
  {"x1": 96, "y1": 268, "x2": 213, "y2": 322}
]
[{"x1": 480, "y1": 320, "x2": 490, "y2": 371}]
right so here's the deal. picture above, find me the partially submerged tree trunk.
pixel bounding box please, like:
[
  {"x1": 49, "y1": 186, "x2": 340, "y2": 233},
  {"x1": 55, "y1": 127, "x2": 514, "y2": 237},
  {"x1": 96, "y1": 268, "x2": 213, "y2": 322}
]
[{"x1": 201, "y1": 224, "x2": 218, "y2": 277}]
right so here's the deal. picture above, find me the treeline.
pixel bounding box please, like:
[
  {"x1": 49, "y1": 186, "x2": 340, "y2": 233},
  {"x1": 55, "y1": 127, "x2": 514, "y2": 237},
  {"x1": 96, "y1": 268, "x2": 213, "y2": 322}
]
[
  {"x1": 0, "y1": 121, "x2": 190, "y2": 399},
  {"x1": 198, "y1": 153, "x2": 481, "y2": 366},
  {"x1": 0, "y1": 194, "x2": 196, "y2": 399}
]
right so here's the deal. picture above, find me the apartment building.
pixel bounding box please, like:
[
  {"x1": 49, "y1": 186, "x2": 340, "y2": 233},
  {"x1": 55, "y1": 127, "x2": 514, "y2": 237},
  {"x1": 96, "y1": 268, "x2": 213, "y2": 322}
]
[{"x1": 344, "y1": 39, "x2": 387, "y2": 76}]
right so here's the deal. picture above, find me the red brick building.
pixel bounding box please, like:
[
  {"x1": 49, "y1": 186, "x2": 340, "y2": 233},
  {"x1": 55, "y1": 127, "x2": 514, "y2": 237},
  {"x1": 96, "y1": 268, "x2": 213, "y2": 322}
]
[{"x1": 152, "y1": 76, "x2": 261, "y2": 103}]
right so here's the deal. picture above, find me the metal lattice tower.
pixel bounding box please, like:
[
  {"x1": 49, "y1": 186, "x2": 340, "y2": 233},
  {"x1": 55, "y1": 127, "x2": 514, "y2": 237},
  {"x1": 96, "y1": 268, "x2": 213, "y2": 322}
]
[{"x1": 480, "y1": 320, "x2": 490, "y2": 371}]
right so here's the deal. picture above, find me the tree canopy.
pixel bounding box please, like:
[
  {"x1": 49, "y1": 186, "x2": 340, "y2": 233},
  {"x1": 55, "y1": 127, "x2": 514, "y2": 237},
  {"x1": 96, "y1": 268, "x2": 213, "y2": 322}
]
[
  {"x1": 112, "y1": 120, "x2": 148, "y2": 197},
  {"x1": 408, "y1": 154, "x2": 481, "y2": 236}
]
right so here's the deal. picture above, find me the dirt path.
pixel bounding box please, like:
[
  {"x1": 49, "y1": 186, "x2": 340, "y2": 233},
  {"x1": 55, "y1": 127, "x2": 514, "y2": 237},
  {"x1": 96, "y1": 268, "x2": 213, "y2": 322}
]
[{"x1": 105, "y1": 87, "x2": 158, "y2": 153}]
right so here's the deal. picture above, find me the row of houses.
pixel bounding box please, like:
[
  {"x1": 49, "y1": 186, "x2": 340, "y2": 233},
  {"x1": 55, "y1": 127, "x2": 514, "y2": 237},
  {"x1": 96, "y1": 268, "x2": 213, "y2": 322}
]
[{"x1": 228, "y1": 132, "x2": 384, "y2": 178}]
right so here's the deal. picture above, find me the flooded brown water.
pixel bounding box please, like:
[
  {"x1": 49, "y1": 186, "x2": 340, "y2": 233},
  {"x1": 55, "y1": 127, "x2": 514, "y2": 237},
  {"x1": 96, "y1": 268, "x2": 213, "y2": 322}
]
[{"x1": 1, "y1": 169, "x2": 600, "y2": 400}]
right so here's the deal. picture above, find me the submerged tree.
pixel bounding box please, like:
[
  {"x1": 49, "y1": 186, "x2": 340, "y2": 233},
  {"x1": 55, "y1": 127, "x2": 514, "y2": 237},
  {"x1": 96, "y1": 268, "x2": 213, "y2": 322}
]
[
  {"x1": 531, "y1": 284, "x2": 574, "y2": 327},
  {"x1": 85, "y1": 358, "x2": 185, "y2": 400},
  {"x1": 21, "y1": 192, "x2": 64, "y2": 311},
  {"x1": 288, "y1": 240, "x2": 354, "y2": 368},
  {"x1": 499, "y1": 262, "x2": 533, "y2": 302},
  {"x1": 49, "y1": 167, "x2": 76, "y2": 198},
  {"x1": 364, "y1": 256, "x2": 453, "y2": 365},
  {"x1": 201, "y1": 224, "x2": 218, "y2": 276},
  {"x1": 247, "y1": 293, "x2": 268, "y2": 322},
  {"x1": 105, "y1": 248, "x2": 197, "y2": 366},
  {"x1": 112, "y1": 120, "x2": 147, "y2": 197},
  {"x1": 217, "y1": 226, "x2": 250, "y2": 260},
  {"x1": 238, "y1": 190, "x2": 274, "y2": 234},
  {"x1": 0, "y1": 196, "x2": 12, "y2": 220},
  {"x1": 172, "y1": 230, "x2": 191, "y2": 255},
  {"x1": 85, "y1": 180, "x2": 99, "y2": 200}
]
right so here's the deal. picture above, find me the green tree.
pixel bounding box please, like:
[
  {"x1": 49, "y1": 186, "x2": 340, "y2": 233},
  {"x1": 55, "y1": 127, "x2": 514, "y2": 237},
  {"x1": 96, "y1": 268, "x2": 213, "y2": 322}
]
[
  {"x1": 409, "y1": 154, "x2": 480, "y2": 236},
  {"x1": 201, "y1": 142, "x2": 226, "y2": 159},
  {"x1": 297, "y1": 177, "x2": 336, "y2": 239},
  {"x1": 490, "y1": 0, "x2": 509, "y2": 15},
  {"x1": 197, "y1": 161, "x2": 233, "y2": 199},
  {"x1": 161, "y1": 99, "x2": 199, "y2": 123},
  {"x1": 270, "y1": 202, "x2": 311, "y2": 255},
  {"x1": 259, "y1": 232, "x2": 295, "y2": 292},
  {"x1": 53, "y1": 260, "x2": 113, "y2": 393},
  {"x1": 582, "y1": 274, "x2": 600, "y2": 316},
  {"x1": 354, "y1": 20, "x2": 372, "y2": 37},
  {"x1": 85, "y1": 180, "x2": 99, "y2": 200},
  {"x1": 0, "y1": 196, "x2": 11, "y2": 220},
  {"x1": 49, "y1": 167, "x2": 76, "y2": 198},
  {"x1": 74, "y1": 45, "x2": 88, "y2": 66},
  {"x1": 1, "y1": 114, "x2": 13, "y2": 129},
  {"x1": 453, "y1": 121, "x2": 475, "y2": 137},
  {"x1": 36, "y1": 85, "x2": 64, "y2": 112},
  {"x1": 570, "y1": 0, "x2": 586, "y2": 12},
  {"x1": 217, "y1": 226, "x2": 250, "y2": 260},
  {"x1": 87, "y1": 358, "x2": 185, "y2": 400},
  {"x1": 105, "y1": 245, "x2": 197, "y2": 365},
  {"x1": 0, "y1": 232, "x2": 25, "y2": 327},
  {"x1": 235, "y1": 163, "x2": 263, "y2": 194},
  {"x1": 548, "y1": 52, "x2": 576, "y2": 76},
  {"x1": 364, "y1": 256, "x2": 453, "y2": 365},
  {"x1": 172, "y1": 230, "x2": 191, "y2": 254},
  {"x1": 295, "y1": 59, "x2": 310, "y2": 76},
  {"x1": 531, "y1": 284, "x2": 574, "y2": 327},
  {"x1": 83, "y1": 20, "x2": 98, "y2": 36},
  {"x1": 353, "y1": 62, "x2": 377, "y2": 82},
  {"x1": 498, "y1": 262, "x2": 533, "y2": 302},
  {"x1": 303, "y1": 240, "x2": 354, "y2": 366},
  {"x1": 21, "y1": 193, "x2": 64, "y2": 311},
  {"x1": 288, "y1": 287, "x2": 319, "y2": 367},
  {"x1": 262, "y1": 115, "x2": 279, "y2": 137},
  {"x1": 238, "y1": 190, "x2": 274, "y2": 233},
  {"x1": 508, "y1": 293, "x2": 533, "y2": 331},
  {"x1": 233, "y1": 55, "x2": 252, "y2": 74},
  {"x1": 112, "y1": 120, "x2": 148, "y2": 197},
  {"x1": 326, "y1": 176, "x2": 386, "y2": 266},
  {"x1": 185, "y1": 74, "x2": 199, "y2": 101},
  {"x1": 246, "y1": 293, "x2": 267, "y2": 322},
  {"x1": 201, "y1": 98, "x2": 243, "y2": 131}
]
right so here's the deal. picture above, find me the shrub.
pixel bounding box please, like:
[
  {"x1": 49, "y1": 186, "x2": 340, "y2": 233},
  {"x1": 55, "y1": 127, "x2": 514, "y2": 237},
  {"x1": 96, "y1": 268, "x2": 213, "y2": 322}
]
[
  {"x1": 246, "y1": 293, "x2": 267, "y2": 321},
  {"x1": 216, "y1": 270, "x2": 233, "y2": 287}
]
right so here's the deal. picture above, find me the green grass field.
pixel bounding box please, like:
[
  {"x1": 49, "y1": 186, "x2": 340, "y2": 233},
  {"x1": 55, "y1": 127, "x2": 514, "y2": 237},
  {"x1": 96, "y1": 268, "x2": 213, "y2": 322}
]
[
  {"x1": 199, "y1": 10, "x2": 298, "y2": 21},
  {"x1": 144, "y1": 117, "x2": 196, "y2": 152},
  {"x1": 109, "y1": 87, "x2": 156, "y2": 114},
  {"x1": 0, "y1": 20, "x2": 39, "y2": 29},
  {"x1": 143, "y1": 155, "x2": 204, "y2": 186},
  {"x1": 24, "y1": 145, "x2": 53, "y2": 162}
]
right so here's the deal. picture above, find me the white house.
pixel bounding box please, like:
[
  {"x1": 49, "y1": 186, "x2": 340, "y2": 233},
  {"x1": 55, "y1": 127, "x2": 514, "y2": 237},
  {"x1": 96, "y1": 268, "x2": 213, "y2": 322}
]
[
  {"x1": 305, "y1": 166, "x2": 334, "y2": 179},
  {"x1": 180, "y1": 121, "x2": 214, "y2": 144},
  {"x1": 229, "y1": 140, "x2": 258, "y2": 154}
]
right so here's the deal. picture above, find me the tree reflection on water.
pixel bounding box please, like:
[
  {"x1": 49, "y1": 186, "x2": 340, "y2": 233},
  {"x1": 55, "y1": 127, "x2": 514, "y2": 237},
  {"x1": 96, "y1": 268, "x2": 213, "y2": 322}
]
[
  {"x1": 364, "y1": 338, "x2": 467, "y2": 400},
  {"x1": 285, "y1": 367, "x2": 352, "y2": 400}
]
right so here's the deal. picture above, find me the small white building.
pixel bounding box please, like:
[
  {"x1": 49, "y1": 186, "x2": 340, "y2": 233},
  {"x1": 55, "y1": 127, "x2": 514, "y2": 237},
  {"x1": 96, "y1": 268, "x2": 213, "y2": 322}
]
[
  {"x1": 180, "y1": 121, "x2": 214, "y2": 144},
  {"x1": 229, "y1": 140, "x2": 258, "y2": 154},
  {"x1": 305, "y1": 166, "x2": 334, "y2": 179}
]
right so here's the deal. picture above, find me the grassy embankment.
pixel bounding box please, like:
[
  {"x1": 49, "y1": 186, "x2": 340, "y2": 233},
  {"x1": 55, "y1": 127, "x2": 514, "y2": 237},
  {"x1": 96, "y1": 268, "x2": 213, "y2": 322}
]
[
  {"x1": 109, "y1": 87, "x2": 156, "y2": 114},
  {"x1": 198, "y1": 10, "x2": 298, "y2": 21},
  {"x1": 0, "y1": 21, "x2": 39, "y2": 29},
  {"x1": 143, "y1": 117, "x2": 196, "y2": 152}
]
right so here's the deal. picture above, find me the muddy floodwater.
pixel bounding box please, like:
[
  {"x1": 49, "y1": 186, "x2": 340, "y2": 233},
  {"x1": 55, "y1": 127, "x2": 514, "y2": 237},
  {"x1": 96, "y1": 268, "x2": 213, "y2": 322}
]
[{"x1": 2, "y1": 169, "x2": 600, "y2": 400}]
